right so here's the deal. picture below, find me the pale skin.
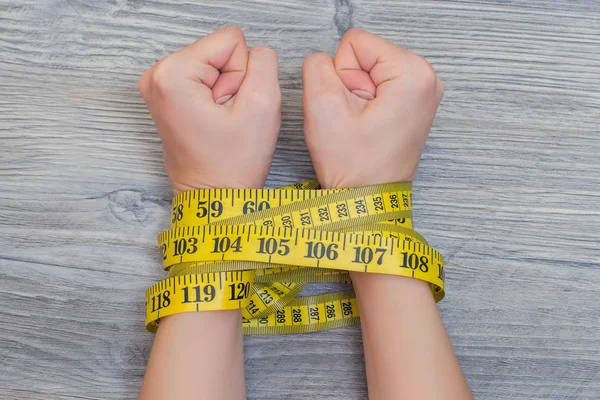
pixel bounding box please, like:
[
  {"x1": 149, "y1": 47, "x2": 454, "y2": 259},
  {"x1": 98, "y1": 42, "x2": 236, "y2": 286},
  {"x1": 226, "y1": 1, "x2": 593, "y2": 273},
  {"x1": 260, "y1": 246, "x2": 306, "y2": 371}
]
[{"x1": 138, "y1": 26, "x2": 473, "y2": 400}]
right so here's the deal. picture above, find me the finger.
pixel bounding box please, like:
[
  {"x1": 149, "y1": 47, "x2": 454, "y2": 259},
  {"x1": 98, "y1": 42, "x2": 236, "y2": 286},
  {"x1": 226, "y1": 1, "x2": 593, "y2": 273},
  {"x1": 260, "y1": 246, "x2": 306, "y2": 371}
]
[
  {"x1": 177, "y1": 25, "x2": 249, "y2": 103},
  {"x1": 234, "y1": 46, "x2": 281, "y2": 112},
  {"x1": 302, "y1": 52, "x2": 349, "y2": 107},
  {"x1": 334, "y1": 28, "x2": 412, "y2": 98}
]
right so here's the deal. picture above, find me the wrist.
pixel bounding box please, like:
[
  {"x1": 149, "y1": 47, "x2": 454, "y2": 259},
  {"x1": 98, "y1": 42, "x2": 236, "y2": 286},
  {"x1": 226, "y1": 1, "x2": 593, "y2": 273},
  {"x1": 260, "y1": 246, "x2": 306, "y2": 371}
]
[
  {"x1": 315, "y1": 171, "x2": 417, "y2": 190},
  {"x1": 171, "y1": 178, "x2": 266, "y2": 195},
  {"x1": 351, "y1": 271, "x2": 433, "y2": 300}
]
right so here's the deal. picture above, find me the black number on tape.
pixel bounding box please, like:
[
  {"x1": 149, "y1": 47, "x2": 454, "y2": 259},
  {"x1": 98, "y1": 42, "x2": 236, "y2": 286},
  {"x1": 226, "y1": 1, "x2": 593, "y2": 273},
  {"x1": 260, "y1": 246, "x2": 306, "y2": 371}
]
[
  {"x1": 276, "y1": 310, "x2": 286, "y2": 324},
  {"x1": 151, "y1": 290, "x2": 171, "y2": 312},
  {"x1": 390, "y1": 194, "x2": 399, "y2": 209},
  {"x1": 355, "y1": 199, "x2": 367, "y2": 214},
  {"x1": 160, "y1": 244, "x2": 167, "y2": 260},
  {"x1": 172, "y1": 204, "x2": 183, "y2": 223},
  {"x1": 400, "y1": 252, "x2": 429, "y2": 272},
  {"x1": 173, "y1": 237, "x2": 198, "y2": 256},
  {"x1": 402, "y1": 194, "x2": 409, "y2": 208},
  {"x1": 259, "y1": 289, "x2": 274, "y2": 305},
  {"x1": 353, "y1": 247, "x2": 386, "y2": 265},
  {"x1": 318, "y1": 207, "x2": 330, "y2": 222},
  {"x1": 281, "y1": 215, "x2": 293, "y2": 228},
  {"x1": 257, "y1": 238, "x2": 290, "y2": 256},
  {"x1": 211, "y1": 236, "x2": 242, "y2": 253},
  {"x1": 342, "y1": 302, "x2": 353, "y2": 316},
  {"x1": 304, "y1": 242, "x2": 338, "y2": 261},
  {"x1": 243, "y1": 200, "x2": 271, "y2": 214},
  {"x1": 229, "y1": 282, "x2": 251, "y2": 300},
  {"x1": 182, "y1": 285, "x2": 215, "y2": 303},
  {"x1": 196, "y1": 200, "x2": 223, "y2": 218},
  {"x1": 309, "y1": 307, "x2": 320, "y2": 321},
  {"x1": 247, "y1": 300, "x2": 259, "y2": 315},
  {"x1": 292, "y1": 309, "x2": 302, "y2": 323},
  {"x1": 336, "y1": 203, "x2": 349, "y2": 218},
  {"x1": 325, "y1": 304, "x2": 336, "y2": 319},
  {"x1": 300, "y1": 211, "x2": 312, "y2": 226},
  {"x1": 373, "y1": 196, "x2": 384, "y2": 211},
  {"x1": 270, "y1": 286, "x2": 285, "y2": 296}
]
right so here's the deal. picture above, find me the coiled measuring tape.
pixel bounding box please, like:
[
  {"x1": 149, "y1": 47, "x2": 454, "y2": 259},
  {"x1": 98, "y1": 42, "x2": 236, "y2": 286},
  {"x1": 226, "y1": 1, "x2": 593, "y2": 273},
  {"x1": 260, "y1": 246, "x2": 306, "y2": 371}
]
[{"x1": 145, "y1": 181, "x2": 445, "y2": 334}]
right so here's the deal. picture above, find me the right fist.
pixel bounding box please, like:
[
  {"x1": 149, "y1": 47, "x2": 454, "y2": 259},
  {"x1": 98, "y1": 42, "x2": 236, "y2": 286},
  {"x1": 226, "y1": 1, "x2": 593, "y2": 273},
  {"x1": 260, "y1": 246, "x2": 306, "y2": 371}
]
[
  {"x1": 139, "y1": 26, "x2": 281, "y2": 194},
  {"x1": 302, "y1": 28, "x2": 444, "y2": 189}
]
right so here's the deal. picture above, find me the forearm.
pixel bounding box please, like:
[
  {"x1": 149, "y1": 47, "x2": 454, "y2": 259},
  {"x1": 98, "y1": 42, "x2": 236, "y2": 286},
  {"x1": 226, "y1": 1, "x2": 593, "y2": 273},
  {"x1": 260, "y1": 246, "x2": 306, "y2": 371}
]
[
  {"x1": 139, "y1": 310, "x2": 246, "y2": 400},
  {"x1": 351, "y1": 272, "x2": 472, "y2": 400}
]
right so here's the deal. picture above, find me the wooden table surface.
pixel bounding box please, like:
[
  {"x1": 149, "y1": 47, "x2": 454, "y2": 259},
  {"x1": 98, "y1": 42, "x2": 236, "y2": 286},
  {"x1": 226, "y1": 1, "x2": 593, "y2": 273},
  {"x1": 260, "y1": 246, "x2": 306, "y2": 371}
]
[{"x1": 1, "y1": 1, "x2": 599, "y2": 399}]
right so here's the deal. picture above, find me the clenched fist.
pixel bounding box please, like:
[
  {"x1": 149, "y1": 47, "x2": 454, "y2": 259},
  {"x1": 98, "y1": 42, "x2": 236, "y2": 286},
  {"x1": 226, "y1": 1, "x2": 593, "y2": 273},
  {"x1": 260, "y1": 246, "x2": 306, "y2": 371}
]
[
  {"x1": 139, "y1": 26, "x2": 281, "y2": 193},
  {"x1": 302, "y1": 28, "x2": 444, "y2": 189}
]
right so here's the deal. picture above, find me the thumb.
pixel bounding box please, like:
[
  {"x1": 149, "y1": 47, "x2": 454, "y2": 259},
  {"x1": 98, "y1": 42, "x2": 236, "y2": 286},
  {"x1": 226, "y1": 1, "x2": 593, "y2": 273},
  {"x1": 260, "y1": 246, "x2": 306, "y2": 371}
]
[
  {"x1": 334, "y1": 28, "x2": 411, "y2": 100},
  {"x1": 302, "y1": 53, "x2": 350, "y2": 112},
  {"x1": 176, "y1": 25, "x2": 249, "y2": 104},
  {"x1": 234, "y1": 47, "x2": 281, "y2": 112}
]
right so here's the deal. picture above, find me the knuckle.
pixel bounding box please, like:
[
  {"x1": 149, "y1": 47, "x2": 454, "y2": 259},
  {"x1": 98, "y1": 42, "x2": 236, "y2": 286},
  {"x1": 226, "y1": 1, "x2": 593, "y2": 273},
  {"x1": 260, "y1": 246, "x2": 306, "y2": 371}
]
[
  {"x1": 343, "y1": 27, "x2": 366, "y2": 41},
  {"x1": 222, "y1": 25, "x2": 244, "y2": 39},
  {"x1": 303, "y1": 52, "x2": 331, "y2": 71},
  {"x1": 436, "y1": 77, "x2": 445, "y2": 100},
  {"x1": 245, "y1": 90, "x2": 276, "y2": 112},
  {"x1": 148, "y1": 58, "x2": 179, "y2": 97},
  {"x1": 138, "y1": 69, "x2": 151, "y2": 99},
  {"x1": 251, "y1": 46, "x2": 276, "y2": 58},
  {"x1": 410, "y1": 57, "x2": 440, "y2": 97},
  {"x1": 306, "y1": 88, "x2": 345, "y2": 113},
  {"x1": 250, "y1": 46, "x2": 278, "y2": 65}
]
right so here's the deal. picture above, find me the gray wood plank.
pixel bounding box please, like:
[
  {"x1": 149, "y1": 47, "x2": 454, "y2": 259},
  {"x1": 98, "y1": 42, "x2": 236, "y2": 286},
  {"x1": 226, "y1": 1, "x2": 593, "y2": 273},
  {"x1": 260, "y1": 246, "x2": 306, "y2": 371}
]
[{"x1": 0, "y1": 0, "x2": 599, "y2": 399}]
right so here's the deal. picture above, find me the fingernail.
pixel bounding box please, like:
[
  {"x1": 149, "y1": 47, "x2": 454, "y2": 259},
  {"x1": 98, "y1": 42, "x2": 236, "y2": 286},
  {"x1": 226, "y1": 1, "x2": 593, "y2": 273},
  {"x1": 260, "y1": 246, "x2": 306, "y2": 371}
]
[
  {"x1": 216, "y1": 94, "x2": 233, "y2": 105},
  {"x1": 351, "y1": 90, "x2": 375, "y2": 100}
]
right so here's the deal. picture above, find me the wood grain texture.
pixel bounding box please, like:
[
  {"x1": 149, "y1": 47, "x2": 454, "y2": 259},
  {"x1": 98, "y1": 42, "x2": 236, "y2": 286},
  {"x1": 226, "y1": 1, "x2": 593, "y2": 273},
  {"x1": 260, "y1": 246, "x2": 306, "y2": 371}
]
[{"x1": 0, "y1": 0, "x2": 599, "y2": 399}]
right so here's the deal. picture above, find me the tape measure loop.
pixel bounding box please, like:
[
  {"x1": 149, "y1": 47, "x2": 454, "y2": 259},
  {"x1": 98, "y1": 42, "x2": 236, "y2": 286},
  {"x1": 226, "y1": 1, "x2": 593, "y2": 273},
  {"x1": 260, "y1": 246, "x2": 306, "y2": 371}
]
[{"x1": 145, "y1": 181, "x2": 445, "y2": 334}]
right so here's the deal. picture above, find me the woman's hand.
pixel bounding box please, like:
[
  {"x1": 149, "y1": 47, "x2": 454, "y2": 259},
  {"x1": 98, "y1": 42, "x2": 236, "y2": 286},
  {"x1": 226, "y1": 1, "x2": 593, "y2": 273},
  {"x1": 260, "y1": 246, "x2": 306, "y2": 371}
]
[
  {"x1": 138, "y1": 26, "x2": 281, "y2": 400},
  {"x1": 302, "y1": 28, "x2": 443, "y2": 189},
  {"x1": 139, "y1": 25, "x2": 281, "y2": 193},
  {"x1": 301, "y1": 29, "x2": 472, "y2": 400}
]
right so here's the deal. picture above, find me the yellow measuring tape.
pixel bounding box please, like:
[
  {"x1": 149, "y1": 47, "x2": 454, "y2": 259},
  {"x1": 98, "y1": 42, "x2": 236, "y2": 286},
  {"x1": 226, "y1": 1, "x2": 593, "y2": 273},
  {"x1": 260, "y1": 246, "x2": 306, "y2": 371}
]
[{"x1": 145, "y1": 181, "x2": 445, "y2": 334}]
